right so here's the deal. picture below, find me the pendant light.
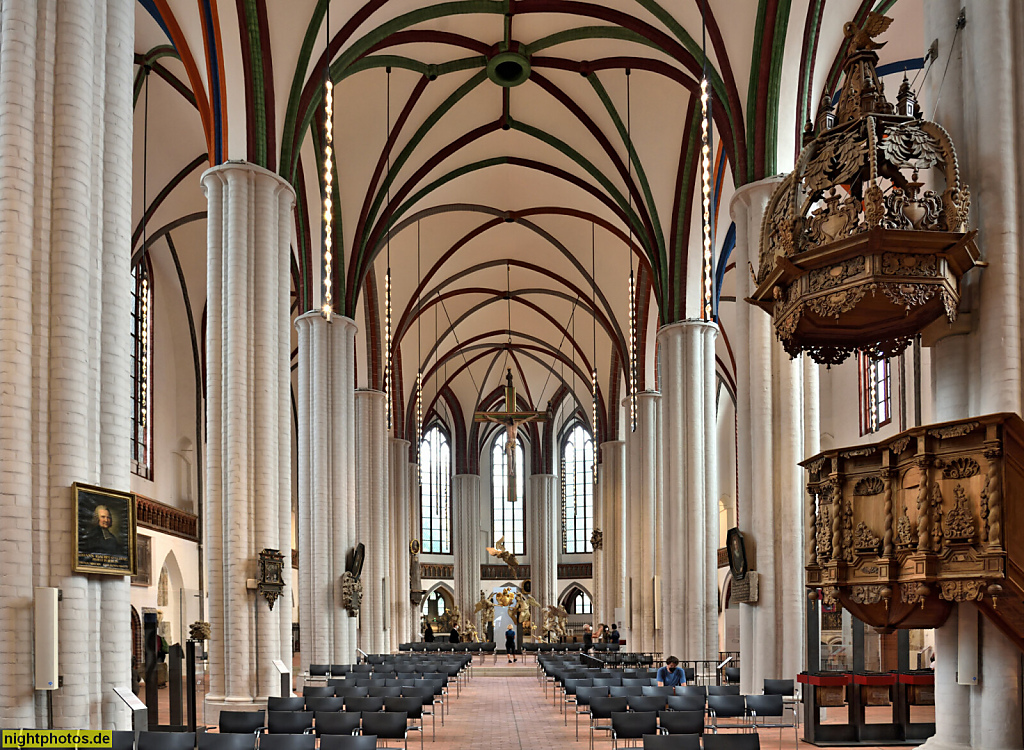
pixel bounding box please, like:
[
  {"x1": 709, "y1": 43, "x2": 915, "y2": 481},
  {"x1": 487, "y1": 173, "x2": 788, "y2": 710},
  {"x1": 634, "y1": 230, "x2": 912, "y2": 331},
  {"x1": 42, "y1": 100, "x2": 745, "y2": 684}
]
[{"x1": 320, "y1": 3, "x2": 334, "y2": 322}]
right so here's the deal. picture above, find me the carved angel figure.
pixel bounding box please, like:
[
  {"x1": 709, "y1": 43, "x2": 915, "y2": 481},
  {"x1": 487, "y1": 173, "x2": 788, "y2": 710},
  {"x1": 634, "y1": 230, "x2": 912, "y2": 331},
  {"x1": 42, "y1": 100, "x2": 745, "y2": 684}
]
[{"x1": 486, "y1": 535, "x2": 519, "y2": 575}]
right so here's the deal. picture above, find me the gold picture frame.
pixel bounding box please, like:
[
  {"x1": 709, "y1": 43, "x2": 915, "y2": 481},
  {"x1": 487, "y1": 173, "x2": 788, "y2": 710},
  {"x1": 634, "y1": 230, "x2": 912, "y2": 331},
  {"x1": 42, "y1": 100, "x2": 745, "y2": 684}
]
[{"x1": 73, "y1": 482, "x2": 137, "y2": 575}]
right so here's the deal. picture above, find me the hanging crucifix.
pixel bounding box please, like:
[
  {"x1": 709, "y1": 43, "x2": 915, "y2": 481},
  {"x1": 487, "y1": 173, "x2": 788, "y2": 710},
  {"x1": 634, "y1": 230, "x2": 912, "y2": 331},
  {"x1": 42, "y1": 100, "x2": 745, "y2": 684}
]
[{"x1": 474, "y1": 368, "x2": 548, "y2": 503}]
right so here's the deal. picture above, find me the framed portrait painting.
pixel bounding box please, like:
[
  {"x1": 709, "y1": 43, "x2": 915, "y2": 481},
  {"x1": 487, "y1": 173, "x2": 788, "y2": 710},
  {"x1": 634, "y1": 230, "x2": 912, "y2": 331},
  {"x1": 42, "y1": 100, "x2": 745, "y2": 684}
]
[{"x1": 73, "y1": 482, "x2": 137, "y2": 575}]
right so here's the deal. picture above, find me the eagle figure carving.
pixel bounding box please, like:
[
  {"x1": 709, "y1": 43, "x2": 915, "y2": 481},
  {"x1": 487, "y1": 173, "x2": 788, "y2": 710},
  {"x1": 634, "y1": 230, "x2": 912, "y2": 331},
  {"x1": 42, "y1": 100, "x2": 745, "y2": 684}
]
[{"x1": 843, "y1": 12, "x2": 893, "y2": 51}]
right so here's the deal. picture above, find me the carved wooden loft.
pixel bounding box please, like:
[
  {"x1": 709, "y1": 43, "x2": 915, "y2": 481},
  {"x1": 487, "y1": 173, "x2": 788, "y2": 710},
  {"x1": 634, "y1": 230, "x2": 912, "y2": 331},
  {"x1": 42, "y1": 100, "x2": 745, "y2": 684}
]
[
  {"x1": 803, "y1": 413, "x2": 1024, "y2": 650},
  {"x1": 749, "y1": 12, "x2": 982, "y2": 365}
]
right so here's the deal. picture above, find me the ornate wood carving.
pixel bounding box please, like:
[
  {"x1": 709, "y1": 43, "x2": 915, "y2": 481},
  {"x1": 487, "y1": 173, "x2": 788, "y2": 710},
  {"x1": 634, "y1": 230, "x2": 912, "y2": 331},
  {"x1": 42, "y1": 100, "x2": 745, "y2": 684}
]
[
  {"x1": 802, "y1": 413, "x2": 1024, "y2": 646},
  {"x1": 749, "y1": 12, "x2": 982, "y2": 365}
]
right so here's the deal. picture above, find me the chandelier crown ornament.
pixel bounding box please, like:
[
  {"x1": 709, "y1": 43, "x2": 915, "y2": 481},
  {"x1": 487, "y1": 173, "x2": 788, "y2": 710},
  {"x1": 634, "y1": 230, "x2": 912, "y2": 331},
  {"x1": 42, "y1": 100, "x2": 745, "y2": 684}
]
[{"x1": 749, "y1": 12, "x2": 983, "y2": 366}]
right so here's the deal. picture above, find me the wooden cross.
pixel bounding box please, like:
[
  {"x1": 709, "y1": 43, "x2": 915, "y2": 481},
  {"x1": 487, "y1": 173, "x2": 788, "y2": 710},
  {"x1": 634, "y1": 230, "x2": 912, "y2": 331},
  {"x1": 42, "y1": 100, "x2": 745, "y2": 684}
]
[{"x1": 474, "y1": 369, "x2": 548, "y2": 503}]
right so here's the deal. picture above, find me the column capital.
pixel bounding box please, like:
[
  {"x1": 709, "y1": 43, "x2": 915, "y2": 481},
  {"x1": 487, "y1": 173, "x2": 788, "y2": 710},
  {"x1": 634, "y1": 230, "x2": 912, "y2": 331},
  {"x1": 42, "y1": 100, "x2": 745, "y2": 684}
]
[
  {"x1": 390, "y1": 437, "x2": 411, "y2": 449},
  {"x1": 294, "y1": 310, "x2": 358, "y2": 335},
  {"x1": 656, "y1": 319, "x2": 719, "y2": 341},
  {"x1": 201, "y1": 159, "x2": 296, "y2": 200},
  {"x1": 728, "y1": 176, "x2": 784, "y2": 220}
]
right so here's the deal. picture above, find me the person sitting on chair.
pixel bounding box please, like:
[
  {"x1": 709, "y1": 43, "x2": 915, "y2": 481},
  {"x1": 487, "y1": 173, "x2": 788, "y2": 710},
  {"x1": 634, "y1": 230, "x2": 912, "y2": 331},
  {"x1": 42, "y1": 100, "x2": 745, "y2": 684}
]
[{"x1": 657, "y1": 656, "x2": 687, "y2": 687}]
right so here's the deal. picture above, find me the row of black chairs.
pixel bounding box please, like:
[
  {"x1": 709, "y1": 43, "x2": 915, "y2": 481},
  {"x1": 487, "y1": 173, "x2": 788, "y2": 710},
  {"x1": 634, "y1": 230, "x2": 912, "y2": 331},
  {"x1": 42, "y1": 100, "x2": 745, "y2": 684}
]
[
  {"x1": 110, "y1": 730, "x2": 393, "y2": 750},
  {"x1": 610, "y1": 726, "x2": 761, "y2": 750}
]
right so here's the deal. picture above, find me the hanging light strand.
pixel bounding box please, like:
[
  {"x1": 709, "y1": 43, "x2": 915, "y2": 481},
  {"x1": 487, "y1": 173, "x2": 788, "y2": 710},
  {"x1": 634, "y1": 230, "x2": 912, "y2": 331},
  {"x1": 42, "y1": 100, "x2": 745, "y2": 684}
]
[
  {"x1": 139, "y1": 68, "x2": 151, "y2": 429},
  {"x1": 416, "y1": 220, "x2": 423, "y2": 469},
  {"x1": 320, "y1": 3, "x2": 334, "y2": 321},
  {"x1": 700, "y1": 0, "x2": 715, "y2": 321},
  {"x1": 591, "y1": 221, "x2": 598, "y2": 486},
  {"x1": 384, "y1": 67, "x2": 393, "y2": 430},
  {"x1": 626, "y1": 69, "x2": 637, "y2": 433}
]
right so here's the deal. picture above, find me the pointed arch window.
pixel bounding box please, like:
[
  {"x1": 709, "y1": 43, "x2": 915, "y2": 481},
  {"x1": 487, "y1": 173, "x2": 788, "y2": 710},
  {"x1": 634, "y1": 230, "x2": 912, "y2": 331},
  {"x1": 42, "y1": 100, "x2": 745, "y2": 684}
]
[
  {"x1": 420, "y1": 425, "x2": 451, "y2": 554},
  {"x1": 561, "y1": 423, "x2": 594, "y2": 553},
  {"x1": 563, "y1": 588, "x2": 593, "y2": 615},
  {"x1": 131, "y1": 260, "x2": 153, "y2": 479},
  {"x1": 492, "y1": 431, "x2": 525, "y2": 555}
]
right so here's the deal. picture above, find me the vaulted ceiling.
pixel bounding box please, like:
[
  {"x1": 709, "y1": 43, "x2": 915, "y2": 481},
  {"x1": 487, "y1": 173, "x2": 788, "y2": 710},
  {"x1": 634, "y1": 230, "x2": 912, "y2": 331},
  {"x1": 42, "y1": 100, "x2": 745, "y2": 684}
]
[{"x1": 133, "y1": 0, "x2": 924, "y2": 467}]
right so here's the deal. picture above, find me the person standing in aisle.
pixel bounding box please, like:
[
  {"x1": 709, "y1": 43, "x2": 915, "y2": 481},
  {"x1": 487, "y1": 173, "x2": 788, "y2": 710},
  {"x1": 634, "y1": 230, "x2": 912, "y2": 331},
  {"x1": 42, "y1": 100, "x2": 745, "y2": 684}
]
[{"x1": 505, "y1": 623, "x2": 518, "y2": 663}]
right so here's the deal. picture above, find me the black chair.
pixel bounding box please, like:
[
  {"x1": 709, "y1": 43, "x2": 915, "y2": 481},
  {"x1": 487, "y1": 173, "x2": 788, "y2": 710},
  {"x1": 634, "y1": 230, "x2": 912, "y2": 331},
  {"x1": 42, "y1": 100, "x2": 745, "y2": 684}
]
[
  {"x1": 643, "y1": 734, "x2": 700, "y2": 750},
  {"x1": 112, "y1": 731, "x2": 135, "y2": 750},
  {"x1": 314, "y1": 711, "x2": 362, "y2": 736},
  {"x1": 267, "y1": 696, "x2": 305, "y2": 712},
  {"x1": 137, "y1": 733, "x2": 196, "y2": 750},
  {"x1": 723, "y1": 668, "x2": 741, "y2": 685},
  {"x1": 257, "y1": 736, "x2": 316, "y2": 750},
  {"x1": 198, "y1": 734, "x2": 255, "y2": 750},
  {"x1": 385, "y1": 697, "x2": 424, "y2": 750},
  {"x1": 703, "y1": 734, "x2": 760, "y2": 750},
  {"x1": 336, "y1": 686, "x2": 370, "y2": 699},
  {"x1": 594, "y1": 677, "x2": 623, "y2": 687},
  {"x1": 763, "y1": 679, "x2": 795, "y2": 696},
  {"x1": 310, "y1": 665, "x2": 331, "y2": 677},
  {"x1": 629, "y1": 695, "x2": 668, "y2": 713},
  {"x1": 659, "y1": 710, "x2": 704, "y2": 735},
  {"x1": 708, "y1": 685, "x2": 740, "y2": 696},
  {"x1": 303, "y1": 686, "x2": 336, "y2": 698},
  {"x1": 361, "y1": 711, "x2": 408, "y2": 750},
  {"x1": 319, "y1": 737, "x2": 377, "y2": 750},
  {"x1": 642, "y1": 686, "x2": 675, "y2": 698},
  {"x1": 351, "y1": 664, "x2": 373, "y2": 674},
  {"x1": 369, "y1": 685, "x2": 402, "y2": 698},
  {"x1": 331, "y1": 665, "x2": 351, "y2": 677},
  {"x1": 667, "y1": 695, "x2": 705, "y2": 712},
  {"x1": 610, "y1": 686, "x2": 638, "y2": 698},
  {"x1": 267, "y1": 711, "x2": 314, "y2": 734},
  {"x1": 611, "y1": 711, "x2": 659, "y2": 750},
  {"x1": 746, "y1": 694, "x2": 797, "y2": 747},
  {"x1": 622, "y1": 678, "x2": 649, "y2": 688},
  {"x1": 345, "y1": 696, "x2": 385, "y2": 713},
  {"x1": 589, "y1": 697, "x2": 629, "y2": 750},
  {"x1": 306, "y1": 696, "x2": 345, "y2": 712},
  {"x1": 401, "y1": 686, "x2": 438, "y2": 740},
  {"x1": 707, "y1": 695, "x2": 749, "y2": 733},
  {"x1": 220, "y1": 710, "x2": 266, "y2": 734},
  {"x1": 575, "y1": 686, "x2": 612, "y2": 737},
  {"x1": 677, "y1": 685, "x2": 707, "y2": 698},
  {"x1": 682, "y1": 668, "x2": 696, "y2": 684}
]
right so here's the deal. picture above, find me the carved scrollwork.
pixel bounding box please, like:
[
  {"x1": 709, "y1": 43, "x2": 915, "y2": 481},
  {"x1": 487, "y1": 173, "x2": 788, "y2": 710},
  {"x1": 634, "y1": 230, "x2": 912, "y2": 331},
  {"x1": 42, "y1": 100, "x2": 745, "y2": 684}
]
[
  {"x1": 881, "y1": 253, "x2": 938, "y2": 278},
  {"x1": 806, "y1": 456, "x2": 827, "y2": 475},
  {"x1": 590, "y1": 528, "x2": 604, "y2": 550},
  {"x1": 808, "y1": 256, "x2": 867, "y2": 293},
  {"x1": 942, "y1": 186, "x2": 971, "y2": 232},
  {"x1": 808, "y1": 287, "x2": 868, "y2": 319},
  {"x1": 842, "y1": 447, "x2": 877, "y2": 458},
  {"x1": 806, "y1": 190, "x2": 862, "y2": 244},
  {"x1": 841, "y1": 499, "x2": 855, "y2": 563},
  {"x1": 849, "y1": 585, "x2": 891, "y2": 605},
  {"x1": 982, "y1": 446, "x2": 1002, "y2": 548},
  {"x1": 900, "y1": 582, "x2": 930, "y2": 606},
  {"x1": 864, "y1": 181, "x2": 884, "y2": 227},
  {"x1": 942, "y1": 457, "x2": 980, "y2": 479},
  {"x1": 895, "y1": 507, "x2": 914, "y2": 549},
  {"x1": 928, "y1": 422, "x2": 979, "y2": 439},
  {"x1": 854, "y1": 477, "x2": 885, "y2": 496},
  {"x1": 880, "y1": 282, "x2": 936, "y2": 310},
  {"x1": 889, "y1": 436, "x2": 912, "y2": 455},
  {"x1": 942, "y1": 484, "x2": 976, "y2": 543},
  {"x1": 938, "y1": 580, "x2": 985, "y2": 603},
  {"x1": 916, "y1": 461, "x2": 932, "y2": 552},
  {"x1": 817, "y1": 503, "x2": 833, "y2": 564},
  {"x1": 854, "y1": 521, "x2": 882, "y2": 555}
]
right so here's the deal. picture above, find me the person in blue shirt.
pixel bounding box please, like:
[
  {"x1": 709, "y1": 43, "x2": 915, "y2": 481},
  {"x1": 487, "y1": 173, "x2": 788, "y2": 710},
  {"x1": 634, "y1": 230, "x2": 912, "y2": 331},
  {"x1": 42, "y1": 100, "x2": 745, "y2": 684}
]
[{"x1": 657, "y1": 656, "x2": 686, "y2": 688}]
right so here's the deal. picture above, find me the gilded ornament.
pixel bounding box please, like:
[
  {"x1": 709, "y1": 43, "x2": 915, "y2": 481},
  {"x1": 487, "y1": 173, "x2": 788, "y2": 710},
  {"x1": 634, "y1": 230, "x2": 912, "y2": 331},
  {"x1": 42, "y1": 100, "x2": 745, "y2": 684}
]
[
  {"x1": 849, "y1": 585, "x2": 891, "y2": 605},
  {"x1": 880, "y1": 282, "x2": 936, "y2": 310},
  {"x1": 889, "y1": 436, "x2": 912, "y2": 455},
  {"x1": 900, "y1": 582, "x2": 930, "y2": 606},
  {"x1": 340, "y1": 571, "x2": 363, "y2": 618},
  {"x1": 808, "y1": 257, "x2": 866, "y2": 293},
  {"x1": 807, "y1": 287, "x2": 868, "y2": 319},
  {"x1": 881, "y1": 253, "x2": 937, "y2": 278},
  {"x1": 590, "y1": 528, "x2": 603, "y2": 550}
]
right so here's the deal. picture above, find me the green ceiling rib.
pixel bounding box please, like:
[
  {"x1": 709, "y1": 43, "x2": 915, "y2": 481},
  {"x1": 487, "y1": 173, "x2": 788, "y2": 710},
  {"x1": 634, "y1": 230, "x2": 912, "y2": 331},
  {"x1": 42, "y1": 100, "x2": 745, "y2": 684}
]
[
  {"x1": 670, "y1": 104, "x2": 701, "y2": 323},
  {"x1": 764, "y1": 0, "x2": 793, "y2": 177},
  {"x1": 242, "y1": 0, "x2": 268, "y2": 168},
  {"x1": 525, "y1": 25, "x2": 659, "y2": 55},
  {"x1": 745, "y1": 0, "x2": 770, "y2": 183}
]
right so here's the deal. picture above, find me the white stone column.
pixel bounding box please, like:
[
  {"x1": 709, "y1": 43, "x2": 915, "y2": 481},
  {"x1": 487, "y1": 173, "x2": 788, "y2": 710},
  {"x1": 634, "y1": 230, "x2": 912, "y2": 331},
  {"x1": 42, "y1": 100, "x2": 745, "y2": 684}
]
[
  {"x1": 355, "y1": 390, "x2": 390, "y2": 654},
  {"x1": 625, "y1": 392, "x2": 660, "y2": 653},
  {"x1": 452, "y1": 475, "x2": 482, "y2": 616},
  {"x1": 294, "y1": 313, "x2": 358, "y2": 668},
  {"x1": 529, "y1": 474, "x2": 559, "y2": 622},
  {"x1": 659, "y1": 321, "x2": 719, "y2": 660},
  {"x1": 0, "y1": 0, "x2": 133, "y2": 728},
  {"x1": 389, "y1": 438, "x2": 411, "y2": 650},
  {"x1": 729, "y1": 178, "x2": 819, "y2": 694},
  {"x1": 598, "y1": 441, "x2": 626, "y2": 629},
  {"x1": 203, "y1": 162, "x2": 294, "y2": 713}
]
